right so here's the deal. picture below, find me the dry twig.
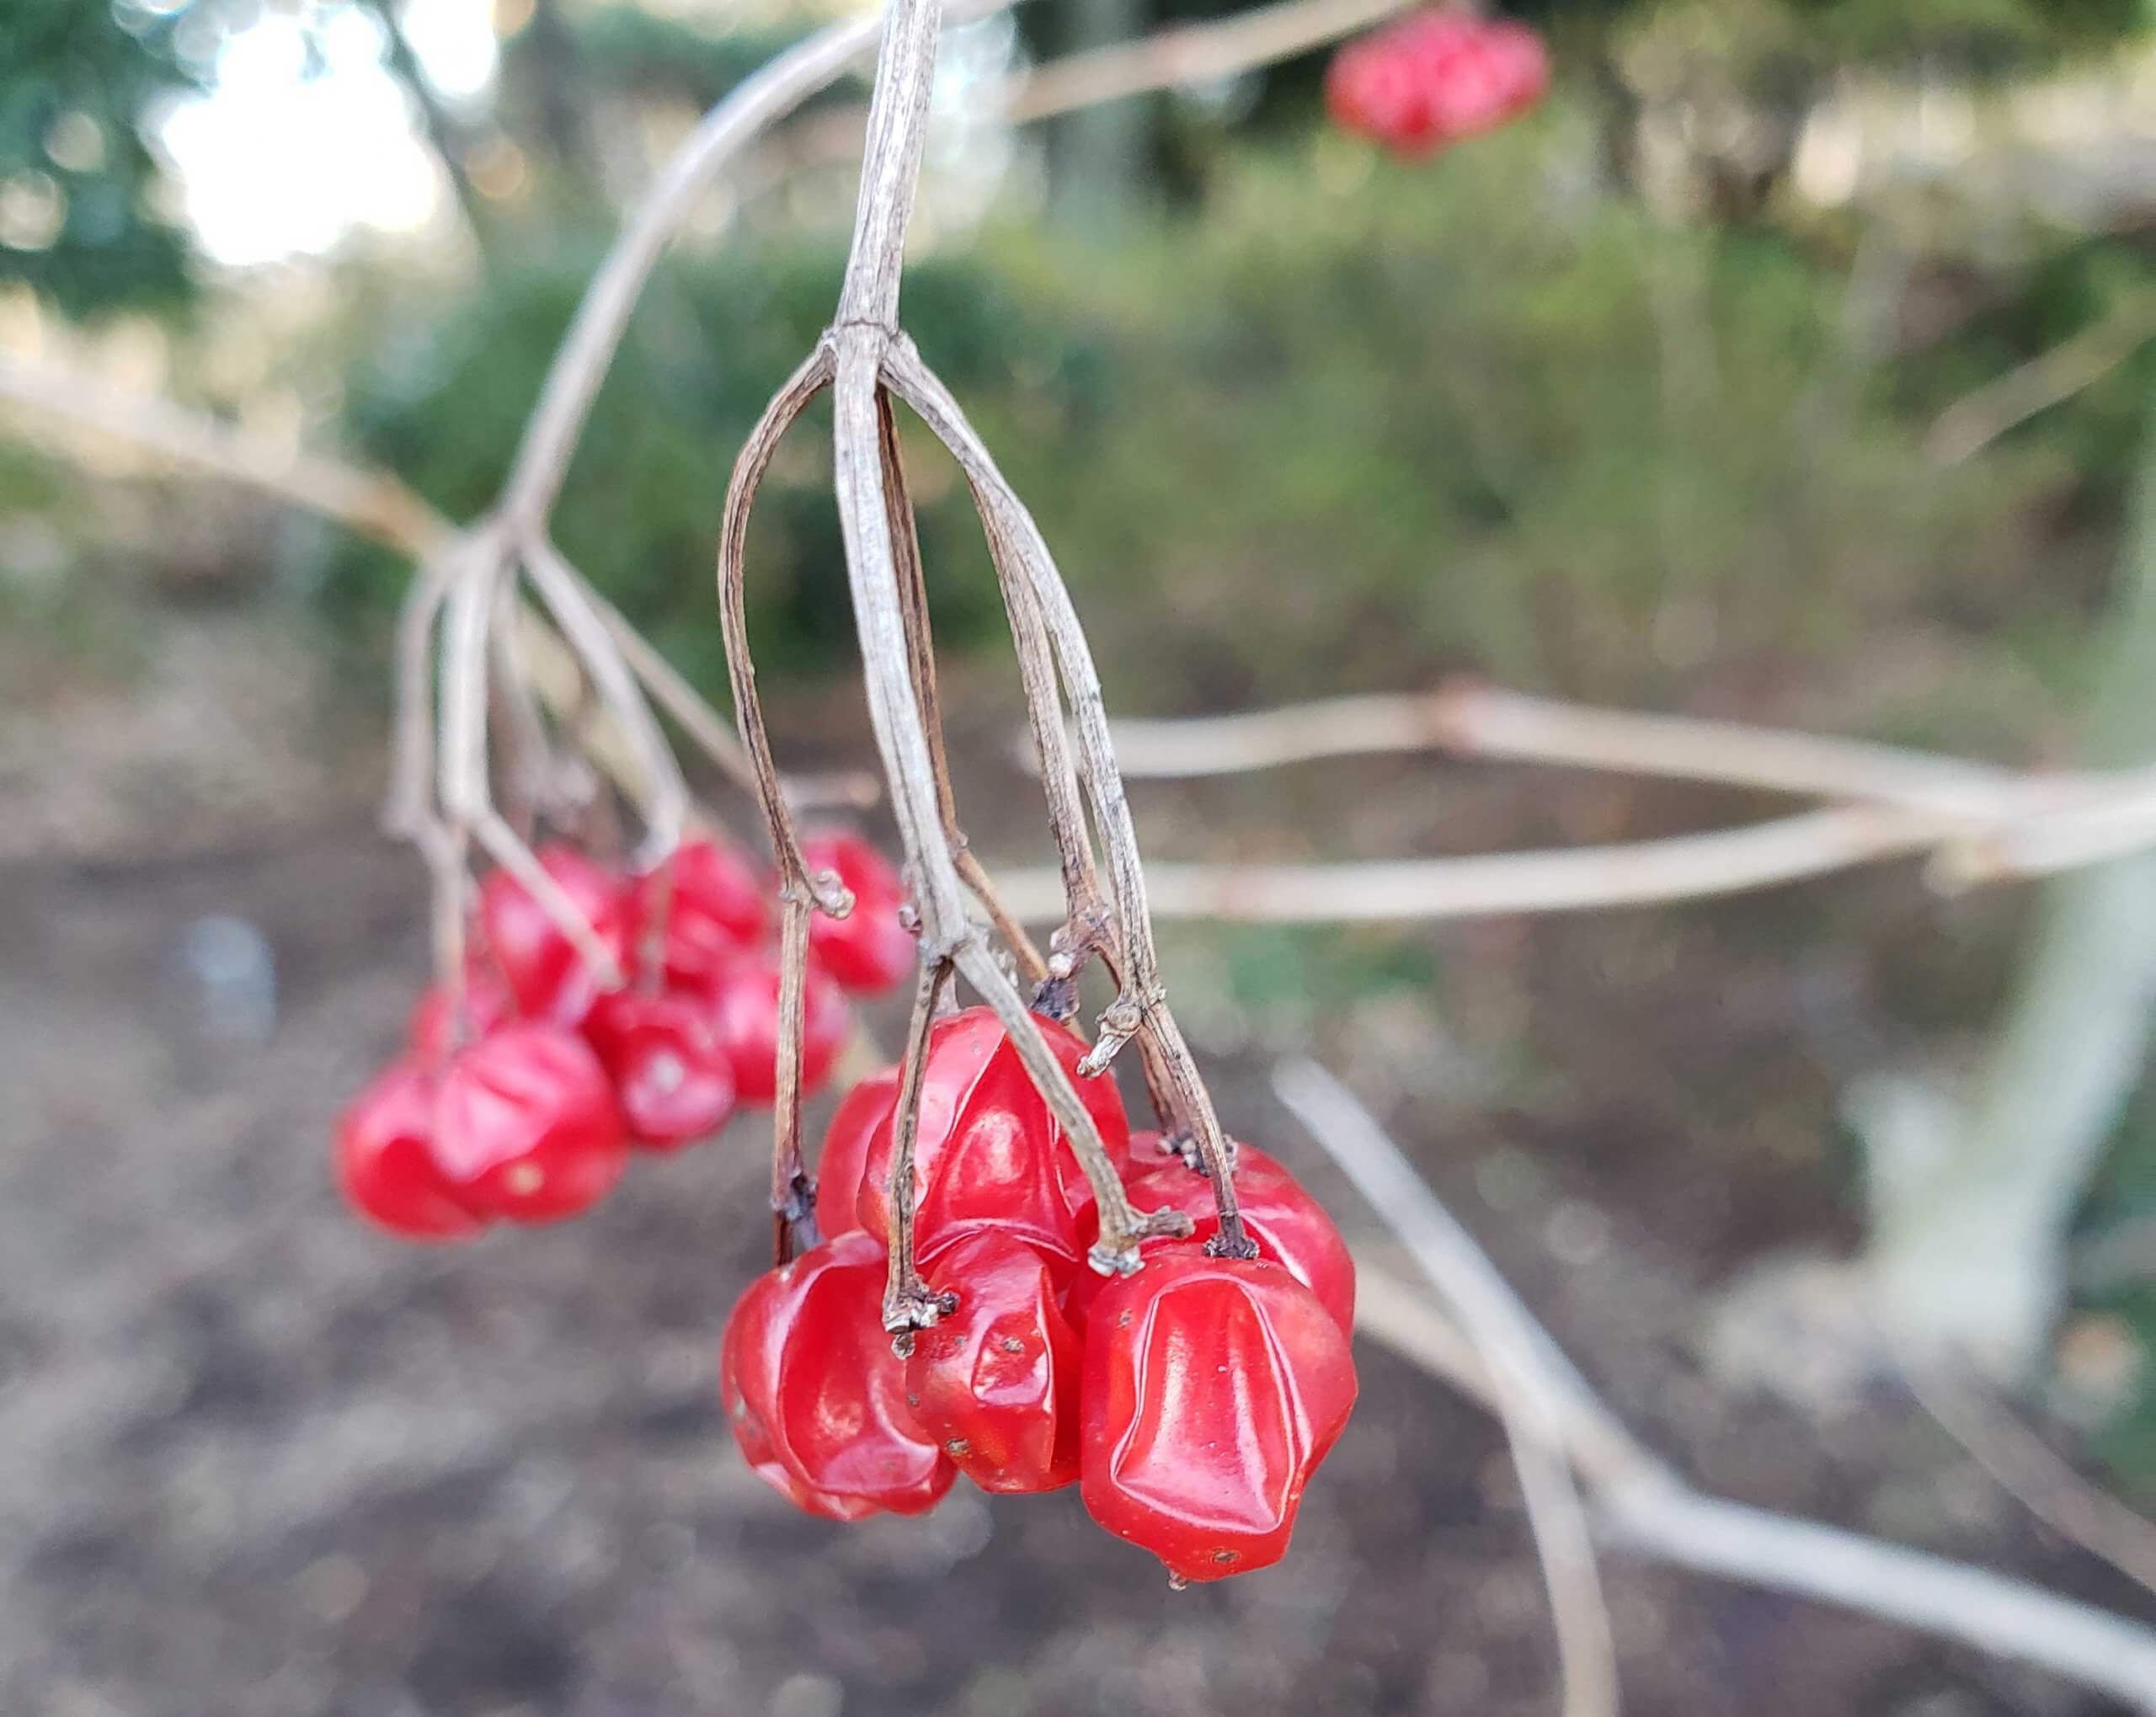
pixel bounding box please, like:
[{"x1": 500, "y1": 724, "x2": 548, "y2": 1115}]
[{"x1": 1280, "y1": 1062, "x2": 2156, "y2": 1711}]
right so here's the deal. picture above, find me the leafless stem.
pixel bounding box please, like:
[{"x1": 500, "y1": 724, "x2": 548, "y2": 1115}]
[
  {"x1": 1928, "y1": 301, "x2": 2156, "y2": 469},
  {"x1": 771, "y1": 892, "x2": 823, "y2": 1266},
  {"x1": 1903, "y1": 1363, "x2": 2156, "y2": 1602},
  {"x1": 715, "y1": 344, "x2": 850, "y2": 907},
  {"x1": 984, "y1": 804, "x2": 1988, "y2": 925},
  {"x1": 492, "y1": 3, "x2": 1004, "y2": 537},
  {"x1": 882, "y1": 957, "x2": 960, "y2": 1346},
  {"x1": 1273, "y1": 1061, "x2": 1620, "y2": 1717},
  {"x1": 995, "y1": 0, "x2": 1412, "y2": 123},
  {"x1": 882, "y1": 343, "x2": 1251, "y2": 1256},
  {"x1": 878, "y1": 391, "x2": 1049, "y2": 985},
  {"x1": 1095, "y1": 680, "x2": 2031, "y2": 817},
  {"x1": 1278, "y1": 1062, "x2": 2156, "y2": 1712}
]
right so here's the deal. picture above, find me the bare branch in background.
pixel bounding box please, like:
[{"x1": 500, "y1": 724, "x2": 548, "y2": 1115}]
[
  {"x1": 1280, "y1": 1062, "x2": 2156, "y2": 1711},
  {"x1": 1928, "y1": 301, "x2": 2156, "y2": 469}
]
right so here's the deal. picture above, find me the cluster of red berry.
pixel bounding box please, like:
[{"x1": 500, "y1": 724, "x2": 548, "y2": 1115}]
[
  {"x1": 722, "y1": 1006, "x2": 1359, "y2": 1584},
  {"x1": 1326, "y1": 8, "x2": 1550, "y2": 157},
  {"x1": 334, "y1": 830, "x2": 913, "y2": 1238}
]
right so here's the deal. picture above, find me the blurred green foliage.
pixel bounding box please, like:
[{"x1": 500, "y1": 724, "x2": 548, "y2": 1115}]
[
  {"x1": 323, "y1": 115, "x2": 2149, "y2": 728},
  {"x1": 0, "y1": 0, "x2": 195, "y2": 317}
]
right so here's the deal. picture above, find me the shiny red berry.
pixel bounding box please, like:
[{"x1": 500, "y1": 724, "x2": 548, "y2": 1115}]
[
  {"x1": 720, "y1": 1230, "x2": 955, "y2": 1521},
  {"x1": 582, "y1": 986, "x2": 737, "y2": 1149},
  {"x1": 814, "y1": 1069, "x2": 899, "y2": 1238},
  {"x1": 854, "y1": 1007, "x2": 1130, "y2": 1277},
  {"x1": 1118, "y1": 1138, "x2": 1356, "y2": 1334},
  {"x1": 800, "y1": 831, "x2": 915, "y2": 994},
  {"x1": 430, "y1": 1021, "x2": 628, "y2": 1223},
  {"x1": 709, "y1": 956, "x2": 850, "y2": 1106},
  {"x1": 905, "y1": 1231, "x2": 1082, "y2": 1494},
  {"x1": 334, "y1": 1059, "x2": 486, "y2": 1240},
  {"x1": 632, "y1": 838, "x2": 769, "y2": 984},
  {"x1": 1081, "y1": 1248, "x2": 1358, "y2": 1582},
  {"x1": 476, "y1": 845, "x2": 627, "y2": 1023}
]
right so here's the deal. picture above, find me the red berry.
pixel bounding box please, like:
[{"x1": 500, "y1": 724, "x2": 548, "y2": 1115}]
[
  {"x1": 406, "y1": 963, "x2": 515, "y2": 1066},
  {"x1": 708, "y1": 956, "x2": 850, "y2": 1106},
  {"x1": 814, "y1": 1069, "x2": 899, "y2": 1238},
  {"x1": 582, "y1": 986, "x2": 737, "y2": 1149},
  {"x1": 476, "y1": 845, "x2": 627, "y2": 1024},
  {"x1": 800, "y1": 831, "x2": 915, "y2": 994},
  {"x1": 1117, "y1": 1138, "x2": 1356, "y2": 1335},
  {"x1": 720, "y1": 1229, "x2": 954, "y2": 1521},
  {"x1": 854, "y1": 1007, "x2": 1130, "y2": 1277},
  {"x1": 905, "y1": 1231, "x2": 1082, "y2": 1494},
  {"x1": 430, "y1": 1021, "x2": 628, "y2": 1223},
  {"x1": 334, "y1": 1059, "x2": 487, "y2": 1240},
  {"x1": 1081, "y1": 1248, "x2": 1358, "y2": 1582},
  {"x1": 1326, "y1": 10, "x2": 1547, "y2": 156},
  {"x1": 632, "y1": 838, "x2": 769, "y2": 984}
]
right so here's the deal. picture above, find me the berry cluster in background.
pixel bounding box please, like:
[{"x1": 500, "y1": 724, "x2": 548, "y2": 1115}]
[
  {"x1": 1326, "y1": 8, "x2": 1549, "y2": 157},
  {"x1": 334, "y1": 829, "x2": 911, "y2": 1238},
  {"x1": 722, "y1": 1006, "x2": 1360, "y2": 1585}
]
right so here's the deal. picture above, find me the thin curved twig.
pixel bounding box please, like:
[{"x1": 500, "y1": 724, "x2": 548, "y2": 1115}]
[{"x1": 1278, "y1": 1062, "x2": 2156, "y2": 1712}]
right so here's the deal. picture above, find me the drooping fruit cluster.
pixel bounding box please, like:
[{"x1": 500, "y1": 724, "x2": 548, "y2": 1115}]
[
  {"x1": 1326, "y1": 9, "x2": 1550, "y2": 157},
  {"x1": 720, "y1": 1005, "x2": 1359, "y2": 1583},
  {"x1": 336, "y1": 830, "x2": 913, "y2": 1239}
]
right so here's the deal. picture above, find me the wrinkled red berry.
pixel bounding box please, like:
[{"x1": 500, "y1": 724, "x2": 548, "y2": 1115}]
[
  {"x1": 814, "y1": 1069, "x2": 899, "y2": 1238},
  {"x1": 1081, "y1": 1248, "x2": 1358, "y2": 1582},
  {"x1": 633, "y1": 838, "x2": 769, "y2": 984},
  {"x1": 334, "y1": 1059, "x2": 486, "y2": 1240},
  {"x1": 720, "y1": 1230, "x2": 954, "y2": 1520},
  {"x1": 430, "y1": 1021, "x2": 628, "y2": 1223},
  {"x1": 1118, "y1": 1138, "x2": 1356, "y2": 1335},
  {"x1": 854, "y1": 1007, "x2": 1129, "y2": 1276},
  {"x1": 476, "y1": 845, "x2": 627, "y2": 1023},
  {"x1": 709, "y1": 956, "x2": 850, "y2": 1106},
  {"x1": 905, "y1": 1231, "x2": 1082, "y2": 1494},
  {"x1": 582, "y1": 986, "x2": 737, "y2": 1149},
  {"x1": 800, "y1": 831, "x2": 915, "y2": 994}
]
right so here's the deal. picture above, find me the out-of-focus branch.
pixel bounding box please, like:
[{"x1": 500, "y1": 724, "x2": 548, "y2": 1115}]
[
  {"x1": 1094, "y1": 681, "x2": 2032, "y2": 815},
  {"x1": 0, "y1": 355, "x2": 877, "y2": 811},
  {"x1": 995, "y1": 0, "x2": 1411, "y2": 124},
  {"x1": 1927, "y1": 302, "x2": 2156, "y2": 469},
  {"x1": 991, "y1": 803, "x2": 1966, "y2": 924},
  {"x1": 1281, "y1": 1063, "x2": 2156, "y2": 1711},
  {"x1": 0, "y1": 351, "x2": 452, "y2": 558},
  {"x1": 1905, "y1": 1364, "x2": 2156, "y2": 1602}
]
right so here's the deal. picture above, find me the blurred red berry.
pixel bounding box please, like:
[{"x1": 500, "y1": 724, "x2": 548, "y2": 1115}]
[
  {"x1": 905, "y1": 1231, "x2": 1083, "y2": 1494},
  {"x1": 720, "y1": 1230, "x2": 954, "y2": 1521},
  {"x1": 709, "y1": 955, "x2": 850, "y2": 1106},
  {"x1": 476, "y1": 845, "x2": 628, "y2": 1023},
  {"x1": 430, "y1": 1020, "x2": 628, "y2": 1223},
  {"x1": 633, "y1": 838, "x2": 769, "y2": 984},
  {"x1": 1081, "y1": 1248, "x2": 1358, "y2": 1582},
  {"x1": 406, "y1": 962, "x2": 515, "y2": 1066},
  {"x1": 1118, "y1": 1138, "x2": 1356, "y2": 1334},
  {"x1": 582, "y1": 987, "x2": 737, "y2": 1149},
  {"x1": 1326, "y1": 9, "x2": 1547, "y2": 157},
  {"x1": 800, "y1": 830, "x2": 915, "y2": 994},
  {"x1": 334, "y1": 1059, "x2": 487, "y2": 1240},
  {"x1": 814, "y1": 1069, "x2": 899, "y2": 1238},
  {"x1": 854, "y1": 1007, "x2": 1130, "y2": 1277}
]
